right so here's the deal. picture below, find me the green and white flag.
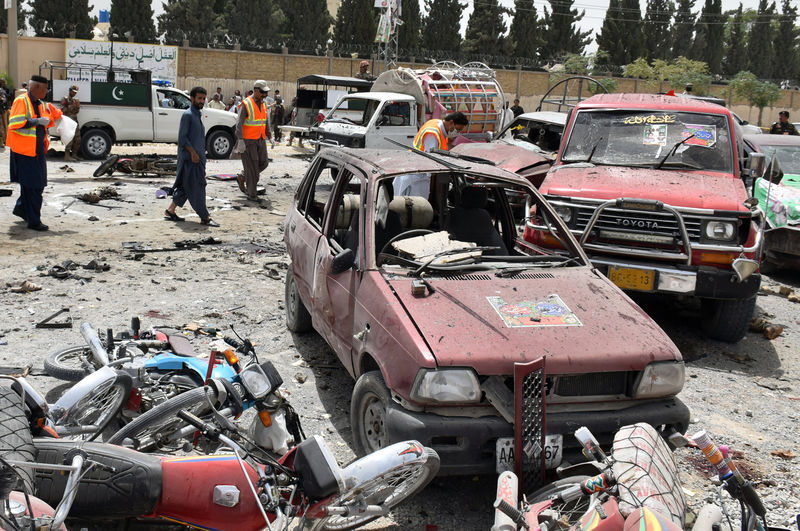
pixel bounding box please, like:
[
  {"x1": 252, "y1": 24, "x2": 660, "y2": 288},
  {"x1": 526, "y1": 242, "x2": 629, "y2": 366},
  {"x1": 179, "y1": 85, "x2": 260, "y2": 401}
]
[{"x1": 90, "y1": 83, "x2": 150, "y2": 107}]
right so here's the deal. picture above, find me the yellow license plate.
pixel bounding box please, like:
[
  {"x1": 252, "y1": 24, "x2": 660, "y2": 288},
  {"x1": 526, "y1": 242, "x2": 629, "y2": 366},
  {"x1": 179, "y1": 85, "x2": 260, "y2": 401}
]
[{"x1": 608, "y1": 266, "x2": 656, "y2": 291}]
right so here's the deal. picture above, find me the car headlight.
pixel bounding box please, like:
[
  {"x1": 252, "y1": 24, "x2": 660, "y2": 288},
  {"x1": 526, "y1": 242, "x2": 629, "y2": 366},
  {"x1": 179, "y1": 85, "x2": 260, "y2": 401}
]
[
  {"x1": 410, "y1": 368, "x2": 481, "y2": 404},
  {"x1": 702, "y1": 219, "x2": 737, "y2": 241},
  {"x1": 633, "y1": 362, "x2": 685, "y2": 399},
  {"x1": 553, "y1": 204, "x2": 573, "y2": 224}
]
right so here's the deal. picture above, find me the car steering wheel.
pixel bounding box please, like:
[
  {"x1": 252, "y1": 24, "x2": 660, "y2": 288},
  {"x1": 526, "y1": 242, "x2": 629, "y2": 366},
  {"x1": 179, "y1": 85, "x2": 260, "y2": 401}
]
[{"x1": 376, "y1": 229, "x2": 435, "y2": 265}]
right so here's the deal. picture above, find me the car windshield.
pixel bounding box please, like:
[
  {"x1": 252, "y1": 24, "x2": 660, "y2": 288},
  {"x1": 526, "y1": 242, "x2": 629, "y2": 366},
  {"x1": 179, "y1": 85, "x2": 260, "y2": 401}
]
[
  {"x1": 759, "y1": 145, "x2": 800, "y2": 175},
  {"x1": 373, "y1": 171, "x2": 582, "y2": 273},
  {"x1": 562, "y1": 110, "x2": 734, "y2": 172},
  {"x1": 327, "y1": 97, "x2": 375, "y2": 126}
]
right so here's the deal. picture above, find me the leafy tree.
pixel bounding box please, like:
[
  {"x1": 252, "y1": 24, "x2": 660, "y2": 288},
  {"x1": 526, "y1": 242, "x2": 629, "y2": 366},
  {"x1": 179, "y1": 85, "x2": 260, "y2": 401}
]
[
  {"x1": 281, "y1": 0, "x2": 331, "y2": 43},
  {"x1": 774, "y1": 0, "x2": 799, "y2": 83},
  {"x1": 730, "y1": 70, "x2": 781, "y2": 125},
  {"x1": 463, "y1": 0, "x2": 507, "y2": 55},
  {"x1": 421, "y1": 0, "x2": 464, "y2": 53},
  {"x1": 539, "y1": 0, "x2": 592, "y2": 61},
  {"x1": 29, "y1": 0, "x2": 95, "y2": 38},
  {"x1": 398, "y1": 0, "x2": 422, "y2": 52},
  {"x1": 691, "y1": 0, "x2": 723, "y2": 74},
  {"x1": 595, "y1": 0, "x2": 643, "y2": 71},
  {"x1": 671, "y1": 0, "x2": 695, "y2": 58},
  {"x1": 723, "y1": 4, "x2": 747, "y2": 77},
  {"x1": 663, "y1": 56, "x2": 712, "y2": 94},
  {"x1": 226, "y1": 0, "x2": 285, "y2": 49},
  {"x1": 508, "y1": 0, "x2": 542, "y2": 61},
  {"x1": 0, "y1": 2, "x2": 26, "y2": 35},
  {"x1": 643, "y1": 0, "x2": 674, "y2": 60},
  {"x1": 747, "y1": 0, "x2": 776, "y2": 80},
  {"x1": 622, "y1": 57, "x2": 659, "y2": 89},
  {"x1": 334, "y1": 0, "x2": 378, "y2": 46},
  {"x1": 110, "y1": 0, "x2": 157, "y2": 43},
  {"x1": 158, "y1": 0, "x2": 221, "y2": 47}
]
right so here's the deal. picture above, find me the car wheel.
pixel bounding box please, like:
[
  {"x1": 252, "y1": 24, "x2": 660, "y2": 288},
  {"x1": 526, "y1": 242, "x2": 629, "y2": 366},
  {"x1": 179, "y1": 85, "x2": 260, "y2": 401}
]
[
  {"x1": 285, "y1": 267, "x2": 312, "y2": 333},
  {"x1": 206, "y1": 129, "x2": 234, "y2": 159},
  {"x1": 81, "y1": 128, "x2": 112, "y2": 160},
  {"x1": 351, "y1": 371, "x2": 392, "y2": 457},
  {"x1": 700, "y1": 297, "x2": 756, "y2": 342}
]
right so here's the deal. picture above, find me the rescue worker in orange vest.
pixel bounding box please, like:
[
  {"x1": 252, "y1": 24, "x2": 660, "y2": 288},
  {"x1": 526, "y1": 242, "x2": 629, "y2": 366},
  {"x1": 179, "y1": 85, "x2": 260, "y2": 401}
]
[
  {"x1": 233, "y1": 80, "x2": 270, "y2": 201},
  {"x1": 394, "y1": 111, "x2": 469, "y2": 197},
  {"x1": 8, "y1": 75, "x2": 62, "y2": 231}
]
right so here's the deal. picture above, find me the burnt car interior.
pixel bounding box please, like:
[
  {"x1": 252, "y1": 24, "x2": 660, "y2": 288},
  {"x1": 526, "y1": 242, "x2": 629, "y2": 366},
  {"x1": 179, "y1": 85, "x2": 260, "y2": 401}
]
[{"x1": 500, "y1": 120, "x2": 562, "y2": 152}]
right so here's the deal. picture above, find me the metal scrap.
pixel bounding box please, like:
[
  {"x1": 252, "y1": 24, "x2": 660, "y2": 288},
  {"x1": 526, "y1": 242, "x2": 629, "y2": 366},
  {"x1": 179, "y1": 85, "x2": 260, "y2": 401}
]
[{"x1": 35, "y1": 308, "x2": 72, "y2": 329}]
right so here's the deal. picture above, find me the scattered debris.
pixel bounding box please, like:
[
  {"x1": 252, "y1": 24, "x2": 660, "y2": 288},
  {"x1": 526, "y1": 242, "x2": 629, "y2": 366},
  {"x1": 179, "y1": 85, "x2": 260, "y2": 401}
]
[
  {"x1": 9, "y1": 280, "x2": 42, "y2": 293},
  {"x1": 35, "y1": 308, "x2": 72, "y2": 329},
  {"x1": 145, "y1": 309, "x2": 172, "y2": 320},
  {"x1": 88, "y1": 215, "x2": 99, "y2": 221},
  {"x1": 80, "y1": 186, "x2": 121, "y2": 204},
  {"x1": 749, "y1": 317, "x2": 784, "y2": 339},
  {"x1": 294, "y1": 372, "x2": 307, "y2": 384},
  {"x1": 770, "y1": 449, "x2": 796, "y2": 459},
  {"x1": 59, "y1": 164, "x2": 75, "y2": 172},
  {"x1": 778, "y1": 286, "x2": 794, "y2": 297}
]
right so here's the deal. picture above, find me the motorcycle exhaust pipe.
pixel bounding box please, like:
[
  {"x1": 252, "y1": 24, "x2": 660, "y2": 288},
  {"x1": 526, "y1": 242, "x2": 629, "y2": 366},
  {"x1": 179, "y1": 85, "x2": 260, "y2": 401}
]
[{"x1": 80, "y1": 322, "x2": 109, "y2": 366}]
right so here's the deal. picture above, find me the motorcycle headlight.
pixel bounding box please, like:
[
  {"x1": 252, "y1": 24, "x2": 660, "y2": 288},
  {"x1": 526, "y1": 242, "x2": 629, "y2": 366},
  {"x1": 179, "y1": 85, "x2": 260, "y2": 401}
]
[
  {"x1": 553, "y1": 204, "x2": 573, "y2": 224},
  {"x1": 410, "y1": 368, "x2": 481, "y2": 404},
  {"x1": 633, "y1": 362, "x2": 685, "y2": 399},
  {"x1": 240, "y1": 364, "x2": 274, "y2": 399},
  {"x1": 702, "y1": 219, "x2": 737, "y2": 242}
]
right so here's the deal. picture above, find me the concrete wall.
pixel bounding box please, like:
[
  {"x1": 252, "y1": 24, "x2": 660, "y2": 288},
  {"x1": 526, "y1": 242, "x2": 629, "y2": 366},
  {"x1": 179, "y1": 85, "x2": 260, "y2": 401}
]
[{"x1": 4, "y1": 35, "x2": 800, "y2": 127}]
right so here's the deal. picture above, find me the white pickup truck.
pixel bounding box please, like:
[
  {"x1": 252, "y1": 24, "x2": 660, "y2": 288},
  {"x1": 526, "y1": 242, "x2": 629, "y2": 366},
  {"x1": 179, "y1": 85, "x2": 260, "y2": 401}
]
[{"x1": 72, "y1": 85, "x2": 237, "y2": 160}]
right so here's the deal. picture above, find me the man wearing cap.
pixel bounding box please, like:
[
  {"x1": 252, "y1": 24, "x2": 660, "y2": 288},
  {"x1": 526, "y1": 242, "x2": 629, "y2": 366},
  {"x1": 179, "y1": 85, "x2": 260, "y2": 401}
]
[
  {"x1": 233, "y1": 80, "x2": 270, "y2": 200},
  {"x1": 7, "y1": 75, "x2": 63, "y2": 232},
  {"x1": 769, "y1": 111, "x2": 799, "y2": 135},
  {"x1": 355, "y1": 60, "x2": 373, "y2": 80},
  {"x1": 207, "y1": 93, "x2": 225, "y2": 110},
  {"x1": 60, "y1": 84, "x2": 81, "y2": 161}
]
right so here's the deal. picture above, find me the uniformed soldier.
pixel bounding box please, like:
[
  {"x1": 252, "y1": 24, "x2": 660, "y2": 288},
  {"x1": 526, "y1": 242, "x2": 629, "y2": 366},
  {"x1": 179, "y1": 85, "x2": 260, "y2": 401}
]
[
  {"x1": 60, "y1": 84, "x2": 81, "y2": 161},
  {"x1": 769, "y1": 110, "x2": 799, "y2": 135}
]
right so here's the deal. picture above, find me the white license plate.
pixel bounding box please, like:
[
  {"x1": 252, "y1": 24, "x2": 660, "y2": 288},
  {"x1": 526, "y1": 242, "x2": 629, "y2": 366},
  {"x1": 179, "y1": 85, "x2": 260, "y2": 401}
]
[{"x1": 496, "y1": 435, "x2": 563, "y2": 474}]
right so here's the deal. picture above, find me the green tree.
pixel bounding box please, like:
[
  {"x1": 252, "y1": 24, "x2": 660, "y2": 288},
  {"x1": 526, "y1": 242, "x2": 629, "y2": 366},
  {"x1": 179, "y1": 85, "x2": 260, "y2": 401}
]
[
  {"x1": 663, "y1": 56, "x2": 712, "y2": 94},
  {"x1": 158, "y1": 0, "x2": 221, "y2": 46},
  {"x1": 774, "y1": 0, "x2": 799, "y2": 83},
  {"x1": 691, "y1": 0, "x2": 723, "y2": 73},
  {"x1": 334, "y1": 0, "x2": 378, "y2": 46},
  {"x1": 398, "y1": 0, "x2": 422, "y2": 52},
  {"x1": 723, "y1": 4, "x2": 747, "y2": 77},
  {"x1": 643, "y1": 0, "x2": 674, "y2": 60},
  {"x1": 226, "y1": 0, "x2": 285, "y2": 49},
  {"x1": 281, "y1": 0, "x2": 331, "y2": 43},
  {"x1": 29, "y1": 0, "x2": 95, "y2": 38},
  {"x1": 110, "y1": 0, "x2": 157, "y2": 43},
  {"x1": 508, "y1": 0, "x2": 542, "y2": 61},
  {"x1": 595, "y1": 0, "x2": 643, "y2": 71},
  {"x1": 539, "y1": 0, "x2": 591, "y2": 61},
  {"x1": 747, "y1": 0, "x2": 776, "y2": 80},
  {"x1": 671, "y1": 0, "x2": 695, "y2": 58},
  {"x1": 0, "y1": 2, "x2": 26, "y2": 35},
  {"x1": 463, "y1": 0, "x2": 507, "y2": 55},
  {"x1": 421, "y1": 0, "x2": 464, "y2": 53},
  {"x1": 730, "y1": 70, "x2": 781, "y2": 125}
]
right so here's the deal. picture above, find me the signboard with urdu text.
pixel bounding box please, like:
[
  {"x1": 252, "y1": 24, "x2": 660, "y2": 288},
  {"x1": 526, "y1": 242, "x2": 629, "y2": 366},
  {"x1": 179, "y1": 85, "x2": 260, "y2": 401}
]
[{"x1": 65, "y1": 39, "x2": 178, "y2": 86}]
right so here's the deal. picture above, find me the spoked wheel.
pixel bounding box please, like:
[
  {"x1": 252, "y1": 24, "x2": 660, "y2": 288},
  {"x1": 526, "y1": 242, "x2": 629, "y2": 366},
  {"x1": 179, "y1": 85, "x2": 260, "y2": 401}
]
[
  {"x1": 106, "y1": 386, "x2": 215, "y2": 452},
  {"x1": 44, "y1": 345, "x2": 102, "y2": 381},
  {"x1": 55, "y1": 372, "x2": 132, "y2": 441},
  {"x1": 527, "y1": 476, "x2": 593, "y2": 531},
  {"x1": 309, "y1": 447, "x2": 440, "y2": 530}
]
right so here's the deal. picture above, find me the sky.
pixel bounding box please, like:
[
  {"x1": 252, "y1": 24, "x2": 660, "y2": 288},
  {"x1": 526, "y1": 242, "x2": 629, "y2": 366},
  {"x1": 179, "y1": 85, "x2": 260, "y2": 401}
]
[{"x1": 90, "y1": 0, "x2": 767, "y2": 50}]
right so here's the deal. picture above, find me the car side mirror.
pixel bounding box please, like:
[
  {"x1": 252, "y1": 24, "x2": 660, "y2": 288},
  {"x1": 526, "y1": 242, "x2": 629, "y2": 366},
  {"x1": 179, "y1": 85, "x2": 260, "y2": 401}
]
[
  {"x1": 747, "y1": 153, "x2": 766, "y2": 178},
  {"x1": 331, "y1": 248, "x2": 355, "y2": 274}
]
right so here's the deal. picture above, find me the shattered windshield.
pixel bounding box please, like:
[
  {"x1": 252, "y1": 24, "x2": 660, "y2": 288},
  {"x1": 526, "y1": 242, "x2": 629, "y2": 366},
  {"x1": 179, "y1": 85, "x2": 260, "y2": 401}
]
[
  {"x1": 562, "y1": 110, "x2": 734, "y2": 172},
  {"x1": 327, "y1": 97, "x2": 376, "y2": 126},
  {"x1": 760, "y1": 145, "x2": 800, "y2": 175}
]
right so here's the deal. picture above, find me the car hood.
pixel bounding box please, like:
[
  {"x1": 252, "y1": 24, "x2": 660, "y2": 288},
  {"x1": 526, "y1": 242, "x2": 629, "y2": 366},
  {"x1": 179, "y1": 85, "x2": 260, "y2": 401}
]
[
  {"x1": 201, "y1": 108, "x2": 237, "y2": 126},
  {"x1": 451, "y1": 142, "x2": 551, "y2": 173},
  {"x1": 384, "y1": 267, "x2": 680, "y2": 376},
  {"x1": 543, "y1": 165, "x2": 747, "y2": 211}
]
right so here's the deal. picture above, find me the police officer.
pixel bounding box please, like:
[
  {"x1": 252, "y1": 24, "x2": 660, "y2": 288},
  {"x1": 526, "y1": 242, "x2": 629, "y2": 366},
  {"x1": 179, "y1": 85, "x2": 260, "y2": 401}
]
[
  {"x1": 769, "y1": 111, "x2": 799, "y2": 135},
  {"x1": 60, "y1": 84, "x2": 81, "y2": 161}
]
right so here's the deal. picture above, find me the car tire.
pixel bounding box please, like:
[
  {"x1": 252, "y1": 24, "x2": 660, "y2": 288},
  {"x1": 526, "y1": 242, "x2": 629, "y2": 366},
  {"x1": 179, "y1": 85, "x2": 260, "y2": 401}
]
[
  {"x1": 351, "y1": 371, "x2": 392, "y2": 457},
  {"x1": 206, "y1": 129, "x2": 235, "y2": 159},
  {"x1": 81, "y1": 128, "x2": 113, "y2": 160},
  {"x1": 285, "y1": 267, "x2": 312, "y2": 333},
  {"x1": 700, "y1": 297, "x2": 756, "y2": 343}
]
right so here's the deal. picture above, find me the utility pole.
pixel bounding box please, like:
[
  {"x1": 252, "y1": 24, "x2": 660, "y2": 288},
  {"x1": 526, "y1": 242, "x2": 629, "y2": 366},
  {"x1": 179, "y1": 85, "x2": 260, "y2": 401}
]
[{"x1": 8, "y1": 0, "x2": 18, "y2": 87}]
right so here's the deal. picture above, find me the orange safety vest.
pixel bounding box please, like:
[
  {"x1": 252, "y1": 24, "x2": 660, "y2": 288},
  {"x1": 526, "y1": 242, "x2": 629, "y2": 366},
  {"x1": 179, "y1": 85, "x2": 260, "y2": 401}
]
[
  {"x1": 413, "y1": 119, "x2": 447, "y2": 151},
  {"x1": 241, "y1": 96, "x2": 267, "y2": 140},
  {"x1": 7, "y1": 93, "x2": 62, "y2": 157}
]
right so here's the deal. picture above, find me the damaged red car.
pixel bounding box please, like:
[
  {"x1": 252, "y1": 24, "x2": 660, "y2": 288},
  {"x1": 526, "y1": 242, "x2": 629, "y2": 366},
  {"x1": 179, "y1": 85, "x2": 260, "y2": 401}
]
[{"x1": 283, "y1": 147, "x2": 689, "y2": 475}]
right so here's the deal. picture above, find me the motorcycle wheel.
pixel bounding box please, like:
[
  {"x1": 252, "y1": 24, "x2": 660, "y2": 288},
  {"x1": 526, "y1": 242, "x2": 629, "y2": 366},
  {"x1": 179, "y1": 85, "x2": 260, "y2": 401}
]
[
  {"x1": 0, "y1": 386, "x2": 36, "y2": 492},
  {"x1": 44, "y1": 345, "x2": 102, "y2": 382},
  {"x1": 56, "y1": 372, "x2": 132, "y2": 441},
  {"x1": 307, "y1": 447, "x2": 440, "y2": 530},
  {"x1": 92, "y1": 154, "x2": 119, "y2": 177},
  {"x1": 106, "y1": 386, "x2": 215, "y2": 451},
  {"x1": 526, "y1": 476, "x2": 593, "y2": 531}
]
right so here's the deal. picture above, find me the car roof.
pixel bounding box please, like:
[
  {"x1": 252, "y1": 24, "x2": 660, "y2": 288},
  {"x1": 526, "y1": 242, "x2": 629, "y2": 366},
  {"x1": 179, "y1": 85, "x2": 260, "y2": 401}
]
[
  {"x1": 513, "y1": 111, "x2": 567, "y2": 125},
  {"x1": 338, "y1": 91, "x2": 416, "y2": 101},
  {"x1": 319, "y1": 147, "x2": 534, "y2": 186},
  {"x1": 296, "y1": 74, "x2": 373, "y2": 89},
  {"x1": 744, "y1": 134, "x2": 800, "y2": 147},
  {"x1": 576, "y1": 93, "x2": 732, "y2": 114}
]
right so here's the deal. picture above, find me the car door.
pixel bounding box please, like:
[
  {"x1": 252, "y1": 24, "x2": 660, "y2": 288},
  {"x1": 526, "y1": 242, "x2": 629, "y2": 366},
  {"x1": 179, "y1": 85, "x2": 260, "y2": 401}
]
[
  {"x1": 154, "y1": 88, "x2": 190, "y2": 142},
  {"x1": 311, "y1": 165, "x2": 366, "y2": 370},
  {"x1": 369, "y1": 100, "x2": 417, "y2": 149},
  {"x1": 286, "y1": 157, "x2": 342, "y2": 318}
]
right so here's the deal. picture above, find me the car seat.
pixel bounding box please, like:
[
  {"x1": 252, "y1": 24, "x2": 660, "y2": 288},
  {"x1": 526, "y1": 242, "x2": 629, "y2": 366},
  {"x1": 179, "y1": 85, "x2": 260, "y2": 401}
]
[{"x1": 446, "y1": 187, "x2": 508, "y2": 255}]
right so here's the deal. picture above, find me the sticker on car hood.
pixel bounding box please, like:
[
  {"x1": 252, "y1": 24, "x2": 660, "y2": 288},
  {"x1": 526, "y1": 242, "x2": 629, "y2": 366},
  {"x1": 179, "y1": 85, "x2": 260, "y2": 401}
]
[{"x1": 487, "y1": 294, "x2": 582, "y2": 328}]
